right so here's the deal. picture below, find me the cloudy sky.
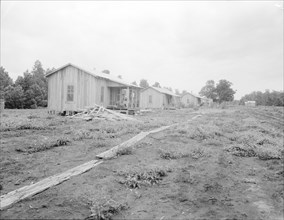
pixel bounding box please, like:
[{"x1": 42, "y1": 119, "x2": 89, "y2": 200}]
[{"x1": 1, "y1": 1, "x2": 283, "y2": 99}]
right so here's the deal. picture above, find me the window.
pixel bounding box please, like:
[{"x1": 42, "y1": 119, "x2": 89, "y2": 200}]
[
  {"x1": 67, "y1": 85, "x2": 74, "y2": 102},
  {"x1": 187, "y1": 98, "x2": 189, "y2": 104},
  {"x1": 149, "y1": 95, "x2": 152, "y2": 104},
  {"x1": 101, "y1": 86, "x2": 104, "y2": 102}
]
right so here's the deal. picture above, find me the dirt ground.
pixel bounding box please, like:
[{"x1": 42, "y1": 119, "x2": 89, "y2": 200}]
[{"x1": 0, "y1": 106, "x2": 283, "y2": 219}]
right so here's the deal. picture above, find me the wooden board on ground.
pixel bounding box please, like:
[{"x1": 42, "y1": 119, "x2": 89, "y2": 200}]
[
  {"x1": 0, "y1": 160, "x2": 103, "y2": 210},
  {"x1": 70, "y1": 104, "x2": 140, "y2": 122}
]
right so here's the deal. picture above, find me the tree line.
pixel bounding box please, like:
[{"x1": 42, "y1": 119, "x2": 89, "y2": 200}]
[
  {"x1": 0, "y1": 60, "x2": 54, "y2": 109},
  {"x1": 240, "y1": 90, "x2": 284, "y2": 106},
  {"x1": 1, "y1": 62, "x2": 282, "y2": 108}
]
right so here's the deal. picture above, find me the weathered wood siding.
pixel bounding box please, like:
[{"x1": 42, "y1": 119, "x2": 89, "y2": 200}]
[
  {"x1": 48, "y1": 66, "x2": 111, "y2": 112},
  {"x1": 140, "y1": 88, "x2": 163, "y2": 108},
  {"x1": 181, "y1": 93, "x2": 199, "y2": 107}
]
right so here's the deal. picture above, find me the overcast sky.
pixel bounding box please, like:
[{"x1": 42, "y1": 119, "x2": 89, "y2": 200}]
[{"x1": 1, "y1": 1, "x2": 283, "y2": 99}]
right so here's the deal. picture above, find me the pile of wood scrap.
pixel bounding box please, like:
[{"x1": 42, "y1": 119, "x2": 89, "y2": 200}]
[{"x1": 70, "y1": 105, "x2": 140, "y2": 122}]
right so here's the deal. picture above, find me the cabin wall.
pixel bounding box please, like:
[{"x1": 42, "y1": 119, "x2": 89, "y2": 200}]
[
  {"x1": 48, "y1": 69, "x2": 63, "y2": 112},
  {"x1": 140, "y1": 88, "x2": 163, "y2": 108},
  {"x1": 181, "y1": 94, "x2": 199, "y2": 107},
  {"x1": 48, "y1": 66, "x2": 111, "y2": 112}
]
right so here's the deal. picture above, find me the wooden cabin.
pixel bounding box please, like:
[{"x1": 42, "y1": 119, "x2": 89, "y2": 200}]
[
  {"x1": 181, "y1": 93, "x2": 202, "y2": 107},
  {"x1": 46, "y1": 63, "x2": 141, "y2": 114},
  {"x1": 140, "y1": 87, "x2": 180, "y2": 109}
]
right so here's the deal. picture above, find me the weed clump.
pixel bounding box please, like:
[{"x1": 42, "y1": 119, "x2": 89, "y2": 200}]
[
  {"x1": 190, "y1": 147, "x2": 205, "y2": 159},
  {"x1": 189, "y1": 126, "x2": 222, "y2": 141},
  {"x1": 86, "y1": 199, "x2": 128, "y2": 220},
  {"x1": 27, "y1": 115, "x2": 40, "y2": 119},
  {"x1": 118, "y1": 168, "x2": 167, "y2": 189},
  {"x1": 256, "y1": 147, "x2": 282, "y2": 160},
  {"x1": 16, "y1": 137, "x2": 71, "y2": 153},
  {"x1": 225, "y1": 145, "x2": 257, "y2": 157},
  {"x1": 116, "y1": 148, "x2": 133, "y2": 157},
  {"x1": 159, "y1": 149, "x2": 189, "y2": 160}
]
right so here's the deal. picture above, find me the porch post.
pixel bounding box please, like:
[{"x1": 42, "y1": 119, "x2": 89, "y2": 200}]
[{"x1": 126, "y1": 87, "x2": 130, "y2": 114}]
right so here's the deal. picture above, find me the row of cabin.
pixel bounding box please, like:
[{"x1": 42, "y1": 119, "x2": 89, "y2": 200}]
[{"x1": 46, "y1": 63, "x2": 212, "y2": 113}]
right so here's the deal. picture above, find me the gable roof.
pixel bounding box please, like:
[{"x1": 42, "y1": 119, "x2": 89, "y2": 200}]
[
  {"x1": 181, "y1": 92, "x2": 202, "y2": 99},
  {"x1": 142, "y1": 86, "x2": 180, "y2": 97},
  {"x1": 45, "y1": 63, "x2": 141, "y2": 88}
]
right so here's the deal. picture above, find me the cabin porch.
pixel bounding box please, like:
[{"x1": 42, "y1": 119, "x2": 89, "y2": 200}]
[{"x1": 107, "y1": 86, "x2": 140, "y2": 114}]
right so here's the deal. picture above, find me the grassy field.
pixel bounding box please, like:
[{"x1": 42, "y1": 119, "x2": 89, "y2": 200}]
[{"x1": 0, "y1": 106, "x2": 283, "y2": 219}]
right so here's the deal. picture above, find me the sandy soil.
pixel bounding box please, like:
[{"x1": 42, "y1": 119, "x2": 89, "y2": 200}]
[{"x1": 0, "y1": 106, "x2": 283, "y2": 219}]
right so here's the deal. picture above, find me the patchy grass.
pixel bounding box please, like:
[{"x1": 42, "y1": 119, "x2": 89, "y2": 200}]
[
  {"x1": 86, "y1": 199, "x2": 129, "y2": 220},
  {"x1": 1, "y1": 123, "x2": 48, "y2": 132},
  {"x1": 118, "y1": 168, "x2": 168, "y2": 189}
]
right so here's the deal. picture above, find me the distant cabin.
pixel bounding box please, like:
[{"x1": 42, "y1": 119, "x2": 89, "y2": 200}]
[
  {"x1": 181, "y1": 93, "x2": 202, "y2": 107},
  {"x1": 140, "y1": 87, "x2": 180, "y2": 109},
  {"x1": 46, "y1": 63, "x2": 141, "y2": 113},
  {"x1": 245, "y1": 101, "x2": 256, "y2": 107},
  {"x1": 200, "y1": 97, "x2": 213, "y2": 106}
]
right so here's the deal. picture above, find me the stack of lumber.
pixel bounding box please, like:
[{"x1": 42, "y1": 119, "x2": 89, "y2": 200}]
[{"x1": 70, "y1": 104, "x2": 139, "y2": 122}]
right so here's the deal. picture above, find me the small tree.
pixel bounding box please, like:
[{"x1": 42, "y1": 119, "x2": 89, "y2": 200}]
[
  {"x1": 175, "y1": 89, "x2": 181, "y2": 95},
  {"x1": 0, "y1": 66, "x2": 13, "y2": 99},
  {"x1": 152, "y1": 82, "x2": 161, "y2": 88},
  {"x1": 181, "y1": 90, "x2": 188, "y2": 95},
  {"x1": 102, "y1": 69, "x2": 110, "y2": 74},
  {"x1": 163, "y1": 87, "x2": 173, "y2": 92},
  {"x1": 215, "y1": 80, "x2": 236, "y2": 103},
  {"x1": 139, "y1": 79, "x2": 149, "y2": 88},
  {"x1": 199, "y1": 80, "x2": 217, "y2": 101},
  {"x1": 15, "y1": 71, "x2": 34, "y2": 92}
]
